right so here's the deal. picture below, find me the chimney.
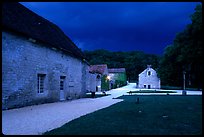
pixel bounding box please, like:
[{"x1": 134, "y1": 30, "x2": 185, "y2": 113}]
[{"x1": 147, "y1": 65, "x2": 152, "y2": 68}]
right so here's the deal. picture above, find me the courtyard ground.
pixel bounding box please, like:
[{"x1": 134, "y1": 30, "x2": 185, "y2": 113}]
[
  {"x1": 44, "y1": 95, "x2": 202, "y2": 135},
  {"x1": 2, "y1": 83, "x2": 202, "y2": 135}
]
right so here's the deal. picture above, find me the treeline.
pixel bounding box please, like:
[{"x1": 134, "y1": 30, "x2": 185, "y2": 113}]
[
  {"x1": 84, "y1": 4, "x2": 202, "y2": 89},
  {"x1": 158, "y1": 4, "x2": 202, "y2": 89},
  {"x1": 84, "y1": 49, "x2": 160, "y2": 82}
]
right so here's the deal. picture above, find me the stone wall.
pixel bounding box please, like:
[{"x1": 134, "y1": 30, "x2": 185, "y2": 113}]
[
  {"x1": 2, "y1": 31, "x2": 88, "y2": 110},
  {"x1": 96, "y1": 74, "x2": 101, "y2": 92},
  {"x1": 86, "y1": 73, "x2": 97, "y2": 92}
]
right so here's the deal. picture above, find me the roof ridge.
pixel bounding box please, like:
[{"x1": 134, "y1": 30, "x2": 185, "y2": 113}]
[{"x1": 2, "y1": 2, "x2": 86, "y2": 60}]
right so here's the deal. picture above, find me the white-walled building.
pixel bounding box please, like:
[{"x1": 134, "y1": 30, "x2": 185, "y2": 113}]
[
  {"x1": 138, "y1": 65, "x2": 160, "y2": 89},
  {"x1": 89, "y1": 64, "x2": 109, "y2": 92}
]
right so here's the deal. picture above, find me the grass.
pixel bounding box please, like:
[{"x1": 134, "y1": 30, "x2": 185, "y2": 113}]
[
  {"x1": 127, "y1": 90, "x2": 177, "y2": 94},
  {"x1": 161, "y1": 85, "x2": 202, "y2": 91},
  {"x1": 43, "y1": 95, "x2": 202, "y2": 135}
]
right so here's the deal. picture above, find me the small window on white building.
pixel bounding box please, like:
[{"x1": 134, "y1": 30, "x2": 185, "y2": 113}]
[
  {"x1": 148, "y1": 71, "x2": 151, "y2": 76},
  {"x1": 37, "y1": 74, "x2": 46, "y2": 93},
  {"x1": 144, "y1": 85, "x2": 146, "y2": 88}
]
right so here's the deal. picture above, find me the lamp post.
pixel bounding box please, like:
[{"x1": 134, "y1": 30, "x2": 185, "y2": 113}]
[
  {"x1": 182, "y1": 71, "x2": 186, "y2": 95},
  {"x1": 106, "y1": 75, "x2": 111, "y2": 90},
  {"x1": 107, "y1": 76, "x2": 110, "y2": 80}
]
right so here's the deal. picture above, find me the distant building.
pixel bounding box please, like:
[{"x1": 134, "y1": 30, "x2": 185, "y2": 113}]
[
  {"x1": 2, "y1": 3, "x2": 90, "y2": 110},
  {"x1": 138, "y1": 65, "x2": 160, "y2": 89},
  {"x1": 87, "y1": 69, "x2": 100, "y2": 93},
  {"x1": 108, "y1": 68, "x2": 127, "y2": 89},
  {"x1": 89, "y1": 64, "x2": 109, "y2": 91}
]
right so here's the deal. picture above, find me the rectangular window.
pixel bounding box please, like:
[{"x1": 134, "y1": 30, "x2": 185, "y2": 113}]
[
  {"x1": 144, "y1": 85, "x2": 146, "y2": 88},
  {"x1": 37, "y1": 74, "x2": 46, "y2": 93},
  {"x1": 148, "y1": 85, "x2": 151, "y2": 89},
  {"x1": 60, "y1": 76, "x2": 66, "y2": 90},
  {"x1": 148, "y1": 71, "x2": 151, "y2": 76}
]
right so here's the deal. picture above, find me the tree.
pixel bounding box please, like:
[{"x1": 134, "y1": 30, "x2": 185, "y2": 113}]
[
  {"x1": 84, "y1": 50, "x2": 160, "y2": 82},
  {"x1": 158, "y1": 4, "x2": 202, "y2": 89}
]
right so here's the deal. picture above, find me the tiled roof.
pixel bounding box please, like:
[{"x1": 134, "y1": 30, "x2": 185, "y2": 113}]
[
  {"x1": 108, "y1": 68, "x2": 126, "y2": 73},
  {"x1": 89, "y1": 64, "x2": 108, "y2": 75},
  {"x1": 2, "y1": 2, "x2": 86, "y2": 60}
]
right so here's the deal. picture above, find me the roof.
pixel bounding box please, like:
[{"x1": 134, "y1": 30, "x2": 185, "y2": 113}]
[
  {"x1": 138, "y1": 65, "x2": 157, "y2": 76},
  {"x1": 89, "y1": 64, "x2": 108, "y2": 75},
  {"x1": 108, "y1": 68, "x2": 126, "y2": 73},
  {"x1": 2, "y1": 2, "x2": 86, "y2": 60}
]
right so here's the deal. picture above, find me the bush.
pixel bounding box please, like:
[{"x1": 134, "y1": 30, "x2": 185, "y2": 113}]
[{"x1": 101, "y1": 75, "x2": 109, "y2": 91}]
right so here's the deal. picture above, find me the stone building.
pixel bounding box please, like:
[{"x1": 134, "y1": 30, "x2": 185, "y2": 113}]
[
  {"x1": 138, "y1": 65, "x2": 160, "y2": 89},
  {"x1": 89, "y1": 64, "x2": 109, "y2": 91},
  {"x1": 86, "y1": 71, "x2": 100, "y2": 93},
  {"x1": 108, "y1": 68, "x2": 127, "y2": 89},
  {"x1": 2, "y1": 3, "x2": 90, "y2": 110}
]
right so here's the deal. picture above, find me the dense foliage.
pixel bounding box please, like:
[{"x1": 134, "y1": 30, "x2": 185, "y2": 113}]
[
  {"x1": 101, "y1": 75, "x2": 110, "y2": 91},
  {"x1": 158, "y1": 4, "x2": 202, "y2": 89},
  {"x1": 111, "y1": 73, "x2": 127, "y2": 88},
  {"x1": 84, "y1": 50, "x2": 160, "y2": 82},
  {"x1": 84, "y1": 4, "x2": 202, "y2": 89}
]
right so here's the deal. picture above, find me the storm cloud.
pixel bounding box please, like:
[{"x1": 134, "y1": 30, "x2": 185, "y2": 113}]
[{"x1": 20, "y1": 2, "x2": 200, "y2": 54}]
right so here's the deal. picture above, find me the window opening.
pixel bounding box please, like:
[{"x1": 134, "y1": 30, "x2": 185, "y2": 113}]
[
  {"x1": 37, "y1": 74, "x2": 46, "y2": 93},
  {"x1": 60, "y1": 76, "x2": 66, "y2": 90}
]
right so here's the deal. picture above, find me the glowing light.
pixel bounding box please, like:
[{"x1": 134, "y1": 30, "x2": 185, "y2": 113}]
[{"x1": 107, "y1": 76, "x2": 111, "y2": 80}]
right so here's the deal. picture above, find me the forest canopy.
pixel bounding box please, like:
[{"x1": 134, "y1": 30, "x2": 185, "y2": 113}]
[{"x1": 84, "y1": 49, "x2": 160, "y2": 82}]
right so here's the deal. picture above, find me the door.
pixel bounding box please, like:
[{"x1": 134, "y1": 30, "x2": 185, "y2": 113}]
[
  {"x1": 111, "y1": 83, "x2": 113, "y2": 89},
  {"x1": 144, "y1": 85, "x2": 146, "y2": 88},
  {"x1": 60, "y1": 76, "x2": 66, "y2": 101},
  {"x1": 148, "y1": 85, "x2": 151, "y2": 89}
]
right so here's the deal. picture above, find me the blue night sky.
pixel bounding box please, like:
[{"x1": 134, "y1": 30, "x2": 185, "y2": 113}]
[{"x1": 20, "y1": 2, "x2": 200, "y2": 55}]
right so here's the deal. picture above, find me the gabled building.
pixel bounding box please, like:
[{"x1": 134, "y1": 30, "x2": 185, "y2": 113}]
[
  {"x1": 108, "y1": 68, "x2": 127, "y2": 89},
  {"x1": 86, "y1": 69, "x2": 100, "y2": 93},
  {"x1": 138, "y1": 65, "x2": 161, "y2": 89},
  {"x1": 89, "y1": 64, "x2": 109, "y2": 91},
  {"x1": 2, "y1": 2, "x2": 90, "y2": 110}
]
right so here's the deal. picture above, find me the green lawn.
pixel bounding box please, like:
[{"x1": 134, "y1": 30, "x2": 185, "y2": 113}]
[
  {"x1": 43, "y1": 95, "x2": 202, "y2": 135},
  {"x1": 161, "y1": 85, "x2": 202, "y2": 91}
]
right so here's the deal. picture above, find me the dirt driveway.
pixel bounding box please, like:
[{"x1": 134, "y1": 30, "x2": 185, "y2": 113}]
[{"x1": 2, "y1": 83, "x2": 136, "y2": 135}]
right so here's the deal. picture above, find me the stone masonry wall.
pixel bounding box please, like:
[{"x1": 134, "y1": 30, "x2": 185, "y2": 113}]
[
  {"x1": 2, "y1": 31, "x2": 87, "y2": 110},
  {"x1": 86, "y1": 73, "x2": 97, "y2": 92}
]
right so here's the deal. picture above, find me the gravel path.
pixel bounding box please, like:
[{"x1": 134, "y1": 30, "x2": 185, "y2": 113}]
[{"x1": 2, "y1": 83, "x2": 202, "y2": 135}]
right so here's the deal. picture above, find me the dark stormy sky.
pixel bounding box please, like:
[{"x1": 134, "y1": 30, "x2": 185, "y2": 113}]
[{"x1": 20, "y1": 2, "x2": 200, "y2": 55}]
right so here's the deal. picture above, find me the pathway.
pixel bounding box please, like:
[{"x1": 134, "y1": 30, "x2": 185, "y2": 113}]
[{"x1": 2, "y1": 83, "x2": 202, "y2": 135}]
